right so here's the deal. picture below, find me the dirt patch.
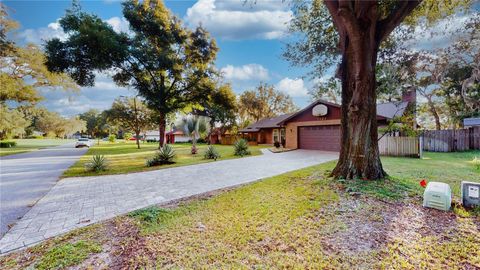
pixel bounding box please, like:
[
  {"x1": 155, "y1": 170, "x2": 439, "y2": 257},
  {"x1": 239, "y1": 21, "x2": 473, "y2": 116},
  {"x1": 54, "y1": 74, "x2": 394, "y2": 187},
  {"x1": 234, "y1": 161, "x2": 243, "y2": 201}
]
[{"x1": 320, "y1": 195, "x2": 460, "y2": 255}]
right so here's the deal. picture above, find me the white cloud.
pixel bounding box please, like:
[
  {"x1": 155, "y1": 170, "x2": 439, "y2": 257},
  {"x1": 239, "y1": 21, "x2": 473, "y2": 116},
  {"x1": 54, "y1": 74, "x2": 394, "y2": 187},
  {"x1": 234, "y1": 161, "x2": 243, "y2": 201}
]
[
  {"x1": 19, "y1": 17, "x2": 130, "y2": 45},
  {"x1": 276, "y1": 77, "x2": 308, "y2": 97},
  {"x1": 105, "y1": 17, "x2": 130, "y2": 34},
  {"x1": 19, "y1": 20, "x2": 67, "y2": 44},
  {"x1": 221, "y1": 64, "x2": 269, "y2": 81},
  {"x1": 185, "y1": 0, "x2": 292, "y2": 40}
]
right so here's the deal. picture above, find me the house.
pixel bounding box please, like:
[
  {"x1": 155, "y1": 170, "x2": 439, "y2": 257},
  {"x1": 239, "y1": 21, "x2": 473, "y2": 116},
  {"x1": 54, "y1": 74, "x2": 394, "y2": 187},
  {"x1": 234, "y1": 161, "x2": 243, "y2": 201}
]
[
  {"x1": 239, "y1": 113, "x2": 293, "y2": 145},
  {"x1": 166, "y1": 129, "x2": 190, "y2": 143},
  {"x1": 240, "y1": 91, "x2": 415, "y2": 151},
  {"x1": 144, "y1": 129, "x2": 190, "y2": 143}
]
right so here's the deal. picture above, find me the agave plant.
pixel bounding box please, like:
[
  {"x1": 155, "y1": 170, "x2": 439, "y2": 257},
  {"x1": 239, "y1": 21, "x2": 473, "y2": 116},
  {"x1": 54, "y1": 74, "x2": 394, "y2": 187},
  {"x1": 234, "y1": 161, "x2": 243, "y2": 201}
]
[
  {"x1": 177, "y1": 115, "x2": 210, "y2": 154},
  {"x1": 204, "y1": 145, "x2": 221, "y2": 160},
  {"x1": 85, "y1": 155, "x2": 108, "y2": 172},
  {"x1": 234, "y1": 139, "x2": 251, "y2": 157},
  {"x1": 146, "y1": 144, "x2": 176, "y2": 167}
]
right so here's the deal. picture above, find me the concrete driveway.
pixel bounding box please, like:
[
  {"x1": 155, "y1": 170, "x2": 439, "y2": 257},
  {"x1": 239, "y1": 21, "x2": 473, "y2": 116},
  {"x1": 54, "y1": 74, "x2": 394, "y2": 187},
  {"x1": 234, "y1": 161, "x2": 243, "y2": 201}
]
[
  {"x1": 0, "y1": 143, "x2": 88, "y2": 237},
  {"x1": 0, "y1": 149, "x2": 338, "y2": 253}
]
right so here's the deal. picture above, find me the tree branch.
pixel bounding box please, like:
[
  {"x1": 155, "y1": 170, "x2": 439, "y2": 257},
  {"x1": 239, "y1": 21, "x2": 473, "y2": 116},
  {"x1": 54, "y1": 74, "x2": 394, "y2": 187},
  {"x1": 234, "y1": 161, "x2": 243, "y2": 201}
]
[
  {"x1": 377, "y1": 0, "x2": 422, "y2": 44},
  {"x1": 324, "y1": 0, "x2": 348, "y2": 53}
]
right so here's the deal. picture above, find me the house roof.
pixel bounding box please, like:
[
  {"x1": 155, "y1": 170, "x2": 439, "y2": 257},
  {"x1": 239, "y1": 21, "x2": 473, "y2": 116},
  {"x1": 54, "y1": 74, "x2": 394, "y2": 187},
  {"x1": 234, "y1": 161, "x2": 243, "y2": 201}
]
[
  {"x1": 240, "y1": 113, "x2": 294, "y2": 133},
  {"x1": 241, "y1": 99, "x2": 411, "y2": 133},
  {"x1": 464, "y1": 118, "x2": 480, "y2": 127},
  {"x1": 376, "y1": 101, "x2": 409, "y2": 119},
  {"x1": 278, "y1": 99, "x2": 341, "y2": 124}
]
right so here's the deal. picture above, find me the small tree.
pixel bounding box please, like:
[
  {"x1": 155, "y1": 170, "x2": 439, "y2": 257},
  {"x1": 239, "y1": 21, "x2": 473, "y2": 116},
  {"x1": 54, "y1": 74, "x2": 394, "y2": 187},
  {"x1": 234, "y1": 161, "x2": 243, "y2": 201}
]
[
  {"x1": 239, "y1": 83, "x2": 298, "y2": 123},
  {"x1": 105, "y1": 97, "x2": 154, "y2": 149},
  {"x1": 193, "y1": 80, "x2": 237, "y2": 144},
  {"x1": 177, "y1": 115, "x2": 209, "y2": 154}
]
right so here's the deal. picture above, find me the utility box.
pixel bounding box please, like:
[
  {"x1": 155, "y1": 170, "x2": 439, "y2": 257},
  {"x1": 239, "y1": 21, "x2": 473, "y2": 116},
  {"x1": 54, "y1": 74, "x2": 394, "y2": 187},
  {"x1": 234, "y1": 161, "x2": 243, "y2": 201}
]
[
  {"x1": 423, "y1": 182, "x2": 452, "y2": 211},
  {"x1": 461, "y1": 181, "x2": 480, "y2": 208}
]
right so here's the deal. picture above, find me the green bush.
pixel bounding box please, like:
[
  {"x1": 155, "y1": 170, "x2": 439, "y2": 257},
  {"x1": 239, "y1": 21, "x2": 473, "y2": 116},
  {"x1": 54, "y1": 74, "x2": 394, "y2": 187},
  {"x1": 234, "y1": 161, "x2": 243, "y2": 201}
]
[
  {"x1": 0, "y1": 141, "x2": 16, "y2": 148},
  {"x1": 108, "y1": 134, "x2": 116, "y2": 143},
  {"x1": 274, "y1": 141, "x2": 281, "y2": 148},
  {"x1": 204, "y1": 145, "x2": 221, "y2": 160},
  {"x1": 473, "y1": 156, "x2": 480, "y2": 170},
  {"x1": 85, "y1": 155, "x2": 108, "y2": 172},
  {"x1": 124, "y1": 132, "x2": 133, "y2": 141},
  {"x1": 234, "y1": 139, "x2": 251, "y2": 157},
  {"x1": 146, "y1": 144, "x2": 176, "y2": 167}
]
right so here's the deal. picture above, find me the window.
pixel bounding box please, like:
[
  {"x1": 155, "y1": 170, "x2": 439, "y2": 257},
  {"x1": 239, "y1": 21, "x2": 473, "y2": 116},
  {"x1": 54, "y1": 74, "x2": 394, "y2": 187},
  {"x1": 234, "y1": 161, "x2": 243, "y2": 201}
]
[
  {"x1": 280, "y1": 129, "x2": 286, "y2": 142},
  {"x1": 273, "y1": 129, "x2": 279, "y2": 143}
]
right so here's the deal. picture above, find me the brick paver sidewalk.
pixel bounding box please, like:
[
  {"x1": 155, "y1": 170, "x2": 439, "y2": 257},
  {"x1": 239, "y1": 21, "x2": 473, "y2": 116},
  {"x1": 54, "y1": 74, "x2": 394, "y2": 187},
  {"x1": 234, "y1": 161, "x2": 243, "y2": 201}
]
[{"x1": 0, "y1": 150, "x2": 337, "y2": 254}]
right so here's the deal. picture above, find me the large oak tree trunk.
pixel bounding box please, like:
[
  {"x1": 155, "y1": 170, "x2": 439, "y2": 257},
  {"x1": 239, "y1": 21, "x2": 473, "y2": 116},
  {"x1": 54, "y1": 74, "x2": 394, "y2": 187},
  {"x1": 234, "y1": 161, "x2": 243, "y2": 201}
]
[{"x1": 332, "y1": 45, "x2": 386, "y2": 180}]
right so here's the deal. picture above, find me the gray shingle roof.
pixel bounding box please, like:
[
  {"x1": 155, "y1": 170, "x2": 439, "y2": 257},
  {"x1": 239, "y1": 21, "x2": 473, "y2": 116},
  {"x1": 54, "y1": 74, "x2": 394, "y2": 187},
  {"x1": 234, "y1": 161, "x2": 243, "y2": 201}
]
[
  {"x1": 376, "y1": 101, "x2": 409, "y2": 119},
  {"x1": 240, "y1": 113, "x2": 294, "y2": 132}
]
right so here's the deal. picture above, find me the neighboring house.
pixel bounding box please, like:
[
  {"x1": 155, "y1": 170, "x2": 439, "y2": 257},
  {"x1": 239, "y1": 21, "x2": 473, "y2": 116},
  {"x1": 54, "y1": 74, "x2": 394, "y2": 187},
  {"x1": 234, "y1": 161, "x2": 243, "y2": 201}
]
[
  {"x1": 166, "y1": 129, "x2": 190, "y2": 143},
  {"x1": 144, "y1": 129, "x2": 190, "y2": 143},
  {"x1": 144, "y1": 130, "x2": 162, "y2": 141},
  {"x1": 240, "y1": 90, "x2": 415, "y2": 151},
  {"x1": 464, "y1": 118, "x2": 480, "y2": 127}
]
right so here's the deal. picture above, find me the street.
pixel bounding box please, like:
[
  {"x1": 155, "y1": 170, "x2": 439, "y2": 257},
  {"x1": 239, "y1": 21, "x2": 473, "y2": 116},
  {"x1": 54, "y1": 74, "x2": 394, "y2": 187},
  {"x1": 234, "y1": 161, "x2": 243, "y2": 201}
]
[{"x1": 0, "y1": 143, "x2": 88, "y2": 236}]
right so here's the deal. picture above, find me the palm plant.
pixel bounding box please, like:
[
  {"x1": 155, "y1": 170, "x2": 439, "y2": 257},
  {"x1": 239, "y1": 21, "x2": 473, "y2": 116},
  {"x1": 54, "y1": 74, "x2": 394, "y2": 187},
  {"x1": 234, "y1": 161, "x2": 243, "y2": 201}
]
[
  {"x1": 177, "y1": 115, "x2": 210, "y2": 154},
  {"x1": 85, "y1": 155, "x2": 108, "y2": 172}
]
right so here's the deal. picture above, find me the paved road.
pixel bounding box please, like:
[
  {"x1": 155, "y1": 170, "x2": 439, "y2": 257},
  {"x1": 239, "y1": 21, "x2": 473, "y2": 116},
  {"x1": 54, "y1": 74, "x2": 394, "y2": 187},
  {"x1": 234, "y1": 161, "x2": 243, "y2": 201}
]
[
  {"x1": 0, "y1": 149, "x2": 338, "y2": 253},
  {"x1": 0, "y1": 143, "x2": 88, "y2": 237}
]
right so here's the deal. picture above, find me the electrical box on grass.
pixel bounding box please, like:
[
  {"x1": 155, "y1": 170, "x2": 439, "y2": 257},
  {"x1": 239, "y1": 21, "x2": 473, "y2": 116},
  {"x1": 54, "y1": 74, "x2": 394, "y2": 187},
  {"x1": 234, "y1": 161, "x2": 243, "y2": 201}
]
[
  {"x1": 423, "y1": 182, "x2": 452, "y2": 211},
  {"x1": 461, "y1": 181, "x2": 480, "y2": 208}
]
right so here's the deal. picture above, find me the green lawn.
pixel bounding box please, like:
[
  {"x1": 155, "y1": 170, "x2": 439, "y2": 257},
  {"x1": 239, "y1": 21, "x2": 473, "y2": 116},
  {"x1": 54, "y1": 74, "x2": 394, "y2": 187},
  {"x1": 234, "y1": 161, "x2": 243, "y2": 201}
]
[
  {"x1": 1, "y1": 151, "x2": 479, "y2": 269},
  {"x1": 62, "y1": 141, "x2": 265, "y2": 178},
  {"x1": 0, "y1": 139, "x2": 74, "y2": 157}
]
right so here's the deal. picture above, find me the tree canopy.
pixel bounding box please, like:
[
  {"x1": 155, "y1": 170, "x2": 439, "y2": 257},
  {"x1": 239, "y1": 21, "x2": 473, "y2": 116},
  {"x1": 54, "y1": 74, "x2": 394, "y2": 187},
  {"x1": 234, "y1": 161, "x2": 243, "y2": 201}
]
[
  {"x1": 239, "y1": 83, "x2": 298, "y2": 124},
  {"x1": 45, "y1": 0, "x2": 218, "y2": 147}
]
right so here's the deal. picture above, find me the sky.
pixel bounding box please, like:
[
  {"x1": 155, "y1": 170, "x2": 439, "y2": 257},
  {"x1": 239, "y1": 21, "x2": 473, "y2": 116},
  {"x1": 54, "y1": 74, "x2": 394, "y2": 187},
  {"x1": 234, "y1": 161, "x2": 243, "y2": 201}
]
[
  {"x1": 4, "y1": 0, "x2": 478, "y2": 117},
  {"x1": 5, "y1": 0, "x2": 314, "y2": 116}
]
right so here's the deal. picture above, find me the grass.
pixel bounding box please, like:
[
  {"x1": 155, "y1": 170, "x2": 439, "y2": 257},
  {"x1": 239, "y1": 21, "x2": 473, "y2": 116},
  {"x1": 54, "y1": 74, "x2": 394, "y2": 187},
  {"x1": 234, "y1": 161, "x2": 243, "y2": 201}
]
[
  {"x1": 35, "y1": 240, "x2": 102, "y2": 270},
  {"x1": 62, "y1": 141, "x2": 265, "y2": 178},
  {"x1": 0, "y1": 139, "x2": 74, "y2": 157},
  {"x1": 1, "y1": 151, "x2": 478, "y2": 269},
  {"x1": 382, "y1": 151, "x2": 480, "y2": 197}
]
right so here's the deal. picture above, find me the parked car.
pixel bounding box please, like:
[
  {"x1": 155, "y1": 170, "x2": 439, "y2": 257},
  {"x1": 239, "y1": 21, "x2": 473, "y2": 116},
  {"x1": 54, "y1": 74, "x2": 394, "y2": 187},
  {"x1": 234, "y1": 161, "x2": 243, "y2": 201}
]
[{"x1": 75, "y1": 138, "x2": 91, "y2": 148}]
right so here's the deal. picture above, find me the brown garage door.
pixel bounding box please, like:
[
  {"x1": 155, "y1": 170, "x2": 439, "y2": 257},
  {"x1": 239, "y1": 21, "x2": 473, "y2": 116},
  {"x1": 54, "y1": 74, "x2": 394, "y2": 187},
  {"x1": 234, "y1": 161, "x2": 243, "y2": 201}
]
[{"x1": 298, "y1": 125, "x2": 341, "y2": 151}]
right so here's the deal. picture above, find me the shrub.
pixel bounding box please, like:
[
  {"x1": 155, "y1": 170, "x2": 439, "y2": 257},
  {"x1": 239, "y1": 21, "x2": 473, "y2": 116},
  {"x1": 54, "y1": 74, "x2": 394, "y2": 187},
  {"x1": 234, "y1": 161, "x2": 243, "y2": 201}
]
[
  {"x1": 196, "y1": 138, "x2": 207, "y2": 144},
  {"x1": 146, "y1": 144, "x2": 176, "y2": 167},
  {"x1": 124, "y1": 132, "x2": 133, "y2": 141},
  {"x1": 473, "y1": 156, "x2": 480, "y2": 170},
  {"x1": 108, "y1": 134, "x2": 116, "y2": 143},
  {"x1": 234, "y1": 139, "x2": 251, "y2": 157},
  {"x1": 85, "y1": 155, "x2": 108, "y2": 172},
  {"x1": 204, "y1": 145, "x2": 221, "y2": 160},
  {"x1": 0, "y1": 141, "x2": 16, "y2": 148},
  {"x1": 273, "y1": 141, "x2": 281, "y2": 148},
  {"x1": 191, "y1": 145, "x2": 198, "y2": 154}
]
